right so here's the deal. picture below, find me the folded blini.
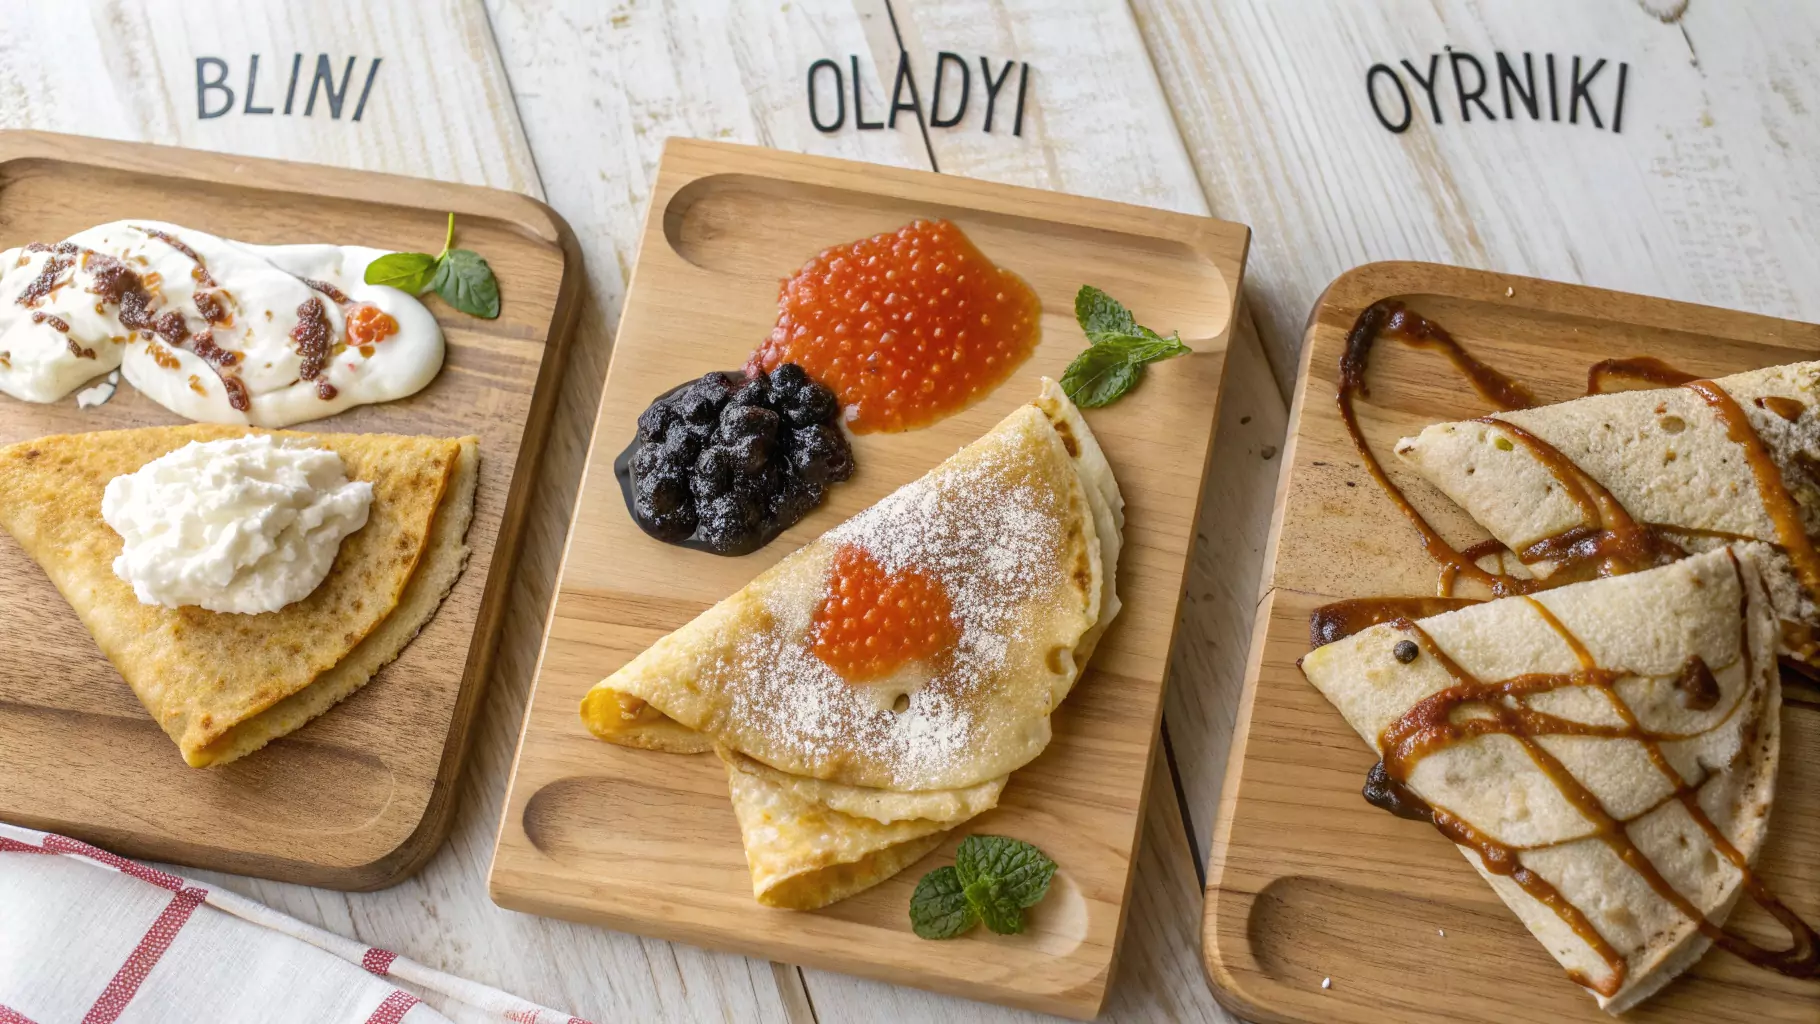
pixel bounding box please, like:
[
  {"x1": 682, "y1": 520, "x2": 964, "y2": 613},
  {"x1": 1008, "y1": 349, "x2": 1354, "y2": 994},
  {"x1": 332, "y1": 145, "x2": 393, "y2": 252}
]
[
  {"x1": 0, "y1": 424, "x2": 477, "y2": 766},
  {"x1": 582, "y1": 380, "x2": 1123, "y2": 906},
  {"x1": 1302, "y1": 547, "x2": 1782, "y2": 1013}
]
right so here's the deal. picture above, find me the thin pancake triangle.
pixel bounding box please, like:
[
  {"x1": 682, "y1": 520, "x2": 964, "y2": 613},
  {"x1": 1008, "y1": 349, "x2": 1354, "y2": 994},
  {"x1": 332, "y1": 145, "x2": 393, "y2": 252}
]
[
  {"x1": 1301, "y1": 547, "x2": 1783, "y2": 1012},
  {"x1": 583, "y1": 380, "x2": 1122, "y2": 793},
  {"x1": 0, "y1": 424, "x2": 478, "y2": 766},
  {"x1": 1394, "y1": 361, "x2": 1820, "y2": 659},
  {"x1": 583, "y1": 380, "x2": 1123, "y2": 908}
]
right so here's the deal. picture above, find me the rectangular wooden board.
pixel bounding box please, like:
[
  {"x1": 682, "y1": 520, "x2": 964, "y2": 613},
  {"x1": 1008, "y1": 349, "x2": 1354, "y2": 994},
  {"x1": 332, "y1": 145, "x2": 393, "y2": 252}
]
[
  {"x1": 1202, "y1": 261, "x2": 1820, "y2": 1023},
  {"x1": 488, "y1": 139, "x2": 1248, "y2": 1019},
  {"x1": 0, "y1": 131, "x2": 581, "y2": 890}
]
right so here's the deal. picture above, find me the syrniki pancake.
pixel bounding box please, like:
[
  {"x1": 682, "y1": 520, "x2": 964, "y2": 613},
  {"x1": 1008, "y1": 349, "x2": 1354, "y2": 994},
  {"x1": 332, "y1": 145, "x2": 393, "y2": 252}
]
[
  {"x1": 0, "y1": 424, "x2": 478, "y2": 766},
  {"x1": 1302, "y1": 547, "x2": 1784, "y2": 1013},
  {"x1": 1393, "y1": 361, "x2": 1820, "y2": 659},
  {"x1": 583, "y1": 380, "x2": 1123, "y2": 907}
]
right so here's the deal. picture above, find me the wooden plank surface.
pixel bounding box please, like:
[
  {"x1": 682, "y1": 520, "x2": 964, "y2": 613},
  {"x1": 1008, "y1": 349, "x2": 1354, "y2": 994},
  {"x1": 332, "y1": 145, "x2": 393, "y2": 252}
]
[
  {"x1": 0, "y1": 0, "x2": 1292, "y2": 1019},
  {"x1": 1133, "y1": 0, "x2": 1820, "y2": 398},
  {"x1": 487, "y1": 1, "x2": 1281, "y2": 1019},
  {"x1": 0, "y1": 131, "x2": 576, "y2": 890},
  {"x1": 1203, "y1": 261, "x2": 1820, "y2": 1023},
  {"x1": 489, "y1": 138, "x2": 1245, "y2": 1021},
  {"x1": 33, "y1": 1, "x2": 1814, "y2": 1020},
  {"x1": 0, "y1": 4, "x2": 801, "y2": 1021}
]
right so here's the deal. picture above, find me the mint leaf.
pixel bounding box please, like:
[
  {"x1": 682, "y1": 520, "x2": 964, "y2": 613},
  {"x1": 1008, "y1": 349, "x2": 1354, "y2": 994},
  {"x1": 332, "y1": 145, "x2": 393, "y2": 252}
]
[
  {"x1": 1061, "y1": 345, "x2": 1143, "y2": 408},
  {"x1": 963, "y1": 876, "x2": 1025, "y2": 935},
  {"x1": 1115, "y1": 330, "x2": 1191, "y2": 364},
  {"x1": 1075, "y1": 285, "x2": 1137, "y2": 343},
  {"x1": 955, "y1": 834, "x2": 1057, "y2": 909},
  {"x1": 364, "y1": 251, "x2": 438, "y2": 294},
  {"x1": 913, "y1": 835, "x2": 1059, "y2": 940},
  {"x1": 909, "y1": 865, "x2": 978, "y2": 939},
  {"x1": 431, "y1": 248, "x2": 501, "y2": 319},
  {"x1": 1062, "y1": 285, "x2": 1191, "y2": 407}
]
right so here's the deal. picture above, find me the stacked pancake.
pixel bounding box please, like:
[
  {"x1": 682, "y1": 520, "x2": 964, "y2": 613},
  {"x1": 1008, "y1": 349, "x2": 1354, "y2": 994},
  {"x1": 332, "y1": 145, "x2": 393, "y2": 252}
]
[
  {"x1": 1396, "y1": 361, "x2": 1820, "y2": 661},
  {"x1": 1303, "y1": 359, "x2": 1820, "y2": 1010},
  {"x1": 582, "y1": 380, "x2": 1123, "y2": 909},
  {"x1": 1304, "y1": 549, "x2": 1783, "y2": 1012},
  {"x1": 0, "y1": 424, "x2": 478, "y2": 766}
]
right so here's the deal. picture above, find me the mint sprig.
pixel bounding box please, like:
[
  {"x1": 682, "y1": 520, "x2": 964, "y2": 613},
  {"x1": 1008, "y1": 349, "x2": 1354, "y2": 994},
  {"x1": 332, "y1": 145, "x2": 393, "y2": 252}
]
[
  {"x1": 909, "y1": 835, "x2": 1057, "y2": 939},
  {"x1": 364, "y1": 212, "x2": 501, "y2": 319},
  {"x1": 1059, "y1": 285, "x2": 1189, "y2": 407}
]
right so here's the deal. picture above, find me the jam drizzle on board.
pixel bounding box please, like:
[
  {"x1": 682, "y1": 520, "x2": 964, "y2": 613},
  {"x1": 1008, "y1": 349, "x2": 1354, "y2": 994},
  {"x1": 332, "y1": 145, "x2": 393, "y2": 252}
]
[
  {"x1": 1324, "y1": 299, "x2": 1820, "y2": 989},
  {"x1": 1368, "y1": 555, "x2": 1818, "y2": 990}
]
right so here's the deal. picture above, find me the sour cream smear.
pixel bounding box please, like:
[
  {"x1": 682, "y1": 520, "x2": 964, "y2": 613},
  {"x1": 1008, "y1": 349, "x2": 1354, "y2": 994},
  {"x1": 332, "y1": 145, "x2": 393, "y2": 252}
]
[{"x1": 0, "y1": 221, "x2": 443, "y2": 427}]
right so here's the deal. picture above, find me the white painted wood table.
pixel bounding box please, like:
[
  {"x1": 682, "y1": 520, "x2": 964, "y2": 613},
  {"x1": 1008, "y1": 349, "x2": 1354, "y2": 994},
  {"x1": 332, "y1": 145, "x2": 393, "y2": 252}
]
[{"x1": 1, "y1": 1, "x2": 1813, "y2": 1021}]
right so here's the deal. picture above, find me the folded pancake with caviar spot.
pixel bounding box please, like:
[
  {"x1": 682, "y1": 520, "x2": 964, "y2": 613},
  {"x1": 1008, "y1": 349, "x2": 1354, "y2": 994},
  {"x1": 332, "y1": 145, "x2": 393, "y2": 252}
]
[
  {"x1": 718, "y1": 747, "x2": 1005, "y2": 909},
  {"x1": 1394, "y1": 361, "x2": 1820, "y2": 660},
  {"x1": 1302, "y1": 547, "x2": 1793, "y2": 1013},
  {"x1": 582, "y1": 378, "x2": 1123, "y2": 794},
  {"x1": 0, "y1": 424, "x2": 478, "y2": 767}
]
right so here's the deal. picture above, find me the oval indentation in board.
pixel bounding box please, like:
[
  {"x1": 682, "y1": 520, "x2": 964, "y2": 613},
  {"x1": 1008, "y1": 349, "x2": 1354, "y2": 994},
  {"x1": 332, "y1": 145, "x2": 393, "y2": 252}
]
[
  {"x1": 0, "y1": 702, "x2": 397, "y2": 837},
  {"x1": 523, "y1": 772, "x2": 747, "y2": 878},
  {"x1": 1246, "y1": 874, "x2": 1554, "y2": 1014},
  {"x1": 203, "y1": 739, "x2": 399, "y2": 836},
  {"x1": 659, "y1": 174, "x2": 1231, "y2": 345}
]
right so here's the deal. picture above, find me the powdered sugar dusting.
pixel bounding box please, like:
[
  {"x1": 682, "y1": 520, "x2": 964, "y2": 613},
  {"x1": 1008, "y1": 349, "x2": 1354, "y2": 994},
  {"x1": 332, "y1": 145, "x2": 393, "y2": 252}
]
[{"x1": 719, "y1": 426, "x2": 1072, "y2": 788}]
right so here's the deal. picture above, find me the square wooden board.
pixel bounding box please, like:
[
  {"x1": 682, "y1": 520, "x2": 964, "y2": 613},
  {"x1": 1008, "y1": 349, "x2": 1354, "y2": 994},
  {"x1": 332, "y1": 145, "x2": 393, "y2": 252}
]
[
  {"x1": 1202, "y1": 261, "x2": 1820, "y2": 1023},
  {"x1": 488, "y1": 139, "x2": 1248, "y2": 1018},
  {"x1": 0, "y1": 132, "x2": 581, "y2": 890}
]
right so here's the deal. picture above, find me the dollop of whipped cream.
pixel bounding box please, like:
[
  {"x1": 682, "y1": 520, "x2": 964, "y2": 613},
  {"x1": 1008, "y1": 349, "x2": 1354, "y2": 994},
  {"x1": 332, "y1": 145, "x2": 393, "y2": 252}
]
[{"x1": 101, "y1": 435, "x2": 374, "y2": 614}]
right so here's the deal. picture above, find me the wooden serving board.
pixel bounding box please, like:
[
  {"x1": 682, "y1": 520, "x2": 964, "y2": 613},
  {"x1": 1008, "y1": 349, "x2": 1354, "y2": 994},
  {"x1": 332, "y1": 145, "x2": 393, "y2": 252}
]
[
  {"x1": 1202, "y1": 262, "x2": 1820, "y2": 1023},
  {"x1": 0, "y1": 132, "x2": 581, "y2": 890},
  {"x1": 488, "y1": 139, "x2": 1247, "y2": 1018}
]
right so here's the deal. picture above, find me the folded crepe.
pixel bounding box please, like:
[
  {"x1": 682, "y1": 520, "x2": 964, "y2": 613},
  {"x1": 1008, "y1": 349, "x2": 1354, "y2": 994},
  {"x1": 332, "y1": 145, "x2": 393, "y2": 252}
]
[
  {"x1": 0, "y1": 424, "x2": 478, "y2": 766},
  {"x1": 583, "y1": 380, "x2": 1123, "y2": 907},
  {"x1": 1302, "y1": 547, "x2": 1783, "y2": 1013},
  {"x1": 719, "y1": 747, "x2": 1005, "y2": 909},
  {"x1": 1393, "y1": 361, "x2": 1820, "y2": 659}
]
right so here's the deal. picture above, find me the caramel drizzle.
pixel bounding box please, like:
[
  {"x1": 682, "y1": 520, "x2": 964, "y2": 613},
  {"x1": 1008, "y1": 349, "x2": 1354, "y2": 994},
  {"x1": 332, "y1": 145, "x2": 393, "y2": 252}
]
[
  {"x1": 1685, "y1": 379, "x2": 1820, "y2": 605},
  {"x1": 1479, "y1": 418, "x2": 1684, "y2": 581},
  {"x1": 1377, "y1": 560, "x2": 1818, "y2": 987},
  {"x1": 1337, "y1": 302, "x2": 1535, "y2": 596},
  {"x1": 1308, "y1": 596, "x2": 1482, "y2": 647},
  {"x1": 1332, "y1": 303, "x2": 1820, "y2": 987},
  {"x1": 1341, "y1": 302, "x2": 1680, "y2": 597},
  {"x1": 1587, "y1": 356, "x2": 1699, "y2": 393}
]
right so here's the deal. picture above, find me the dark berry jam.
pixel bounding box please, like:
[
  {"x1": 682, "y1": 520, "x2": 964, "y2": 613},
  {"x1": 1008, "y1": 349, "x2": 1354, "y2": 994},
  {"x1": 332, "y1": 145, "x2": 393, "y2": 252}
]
[{"x1": 617, "y1": 363, "x2": 855, "y2": 555}]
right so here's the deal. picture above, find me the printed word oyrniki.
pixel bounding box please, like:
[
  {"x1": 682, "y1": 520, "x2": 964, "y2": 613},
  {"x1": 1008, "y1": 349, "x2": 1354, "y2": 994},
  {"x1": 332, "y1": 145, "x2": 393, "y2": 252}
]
[{"x1": 1365, "y1": 51, "x2": 1632, "y2": 134}]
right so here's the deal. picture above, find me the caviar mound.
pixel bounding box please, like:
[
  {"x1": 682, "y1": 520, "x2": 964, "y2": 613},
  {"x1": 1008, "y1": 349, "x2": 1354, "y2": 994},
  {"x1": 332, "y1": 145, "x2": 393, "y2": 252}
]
[
  {"x1": 619, "y1": 363, "x2": 854, "y2": 555},
  {"x1": 810, "y1": 544, "x2": 958, "y2": 682},
  {"x1": 748, "y1": 219, "x2": 1041, "y2": 434}
]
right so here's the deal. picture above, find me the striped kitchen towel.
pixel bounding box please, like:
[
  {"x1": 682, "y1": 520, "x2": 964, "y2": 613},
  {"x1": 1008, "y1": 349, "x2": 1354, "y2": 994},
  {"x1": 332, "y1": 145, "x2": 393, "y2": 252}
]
[{"x1": 0, "y1": 823, "x2": 593, "y2": 1024}]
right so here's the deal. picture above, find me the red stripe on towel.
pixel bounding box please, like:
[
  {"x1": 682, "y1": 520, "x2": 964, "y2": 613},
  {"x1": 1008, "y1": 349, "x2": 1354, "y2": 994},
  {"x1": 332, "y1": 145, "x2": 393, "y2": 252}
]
[
  {"x1": 362, "y1": 948, "x2": 399, "y2": 976},
  {"x1": 44, "y1": 834, "x2": 184, "y2": 892},
  {"x1": 363, "y1": 990, "x2": 419, "y2": 1024},
  {"x1": 81, "y1": 886, "x2": 208, "y2": 1024}
]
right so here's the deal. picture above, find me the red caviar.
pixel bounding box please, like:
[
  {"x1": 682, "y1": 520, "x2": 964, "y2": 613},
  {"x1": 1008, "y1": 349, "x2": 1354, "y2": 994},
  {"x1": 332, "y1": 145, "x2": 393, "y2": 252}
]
[
  {"x1": 810, "y1": 544, "x2": 957, "y2": 681},
  {"x1": 346, "y1": 304, "x2": 398, "y2": 347},
  {"x1": 749, "y1": 219, "x2": 1041, "y2": 433}
]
